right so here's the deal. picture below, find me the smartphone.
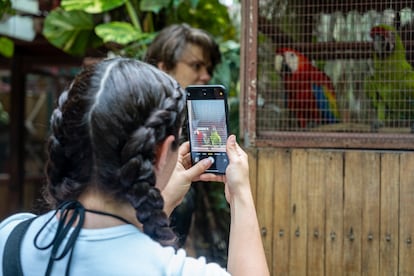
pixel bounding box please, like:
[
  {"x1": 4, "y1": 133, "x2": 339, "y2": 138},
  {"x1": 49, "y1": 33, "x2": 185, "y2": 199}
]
[{"x1": 186, "y1": 84, "x2": 229, "y2": 174}]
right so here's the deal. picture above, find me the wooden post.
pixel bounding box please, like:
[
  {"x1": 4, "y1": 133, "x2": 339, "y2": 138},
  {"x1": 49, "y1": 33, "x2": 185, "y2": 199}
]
[{"x1": 8, "y1": 49, "x2": 26, "y2": 214}]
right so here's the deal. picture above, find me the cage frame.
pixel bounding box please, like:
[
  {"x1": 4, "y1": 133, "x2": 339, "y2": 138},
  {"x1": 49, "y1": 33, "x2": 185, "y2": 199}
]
[{"x1": 240, "y1": 0, "x2": 414, "y2": 150}]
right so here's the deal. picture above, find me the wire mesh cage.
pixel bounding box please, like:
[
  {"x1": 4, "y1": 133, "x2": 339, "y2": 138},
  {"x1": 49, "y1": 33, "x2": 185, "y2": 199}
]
[{"x1": 244, "y1": 0, "x2": 414, "y2": 148}]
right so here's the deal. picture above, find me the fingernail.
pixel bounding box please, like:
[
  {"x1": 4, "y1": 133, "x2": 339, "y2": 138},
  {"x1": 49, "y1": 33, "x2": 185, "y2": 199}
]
[{"x1": 203, "y1": 157, "x2": 214, "y2": 165}]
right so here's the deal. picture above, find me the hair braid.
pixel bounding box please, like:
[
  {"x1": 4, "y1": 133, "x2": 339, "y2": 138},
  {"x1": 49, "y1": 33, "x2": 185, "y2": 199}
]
[
  {"x1": 88, "y1": 58, "x2": 184, "y2": 246},
  {"x1": 120, "y1": 113, "x2": 179, "y2": 246},
  {"x1": 44, "y1": 66, "x2": 96, "y2": 207}
]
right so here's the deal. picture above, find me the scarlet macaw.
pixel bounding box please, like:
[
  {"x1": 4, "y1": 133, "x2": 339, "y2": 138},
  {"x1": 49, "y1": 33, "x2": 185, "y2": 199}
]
[{"x1": 275, "y1": 47, "x2": 340, "y2": 128}]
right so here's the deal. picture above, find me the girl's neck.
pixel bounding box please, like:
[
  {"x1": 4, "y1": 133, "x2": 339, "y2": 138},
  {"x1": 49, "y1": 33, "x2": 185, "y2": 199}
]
[{"x1": 77, "y1": 189, "x2": 142, "y2": 229}]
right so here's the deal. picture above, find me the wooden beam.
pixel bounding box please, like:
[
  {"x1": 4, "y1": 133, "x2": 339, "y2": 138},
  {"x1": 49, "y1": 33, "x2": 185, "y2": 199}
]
[{"x1": 8, "y1": 49, "x2": 26, "y2": 213}]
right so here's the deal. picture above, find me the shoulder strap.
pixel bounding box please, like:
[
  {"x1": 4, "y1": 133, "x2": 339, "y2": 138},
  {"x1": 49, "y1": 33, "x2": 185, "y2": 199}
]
[{"x1": 2, "y1": 217, "x2": 36, "y2": 276}]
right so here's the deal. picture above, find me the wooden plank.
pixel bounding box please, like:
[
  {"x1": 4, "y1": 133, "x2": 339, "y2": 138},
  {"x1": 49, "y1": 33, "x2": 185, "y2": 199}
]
[
  {"x1": 272, "y1": 148, "x2": 291, "y2": 275},
  {"x1": 256, "y1": 148, "x2": 275, "y2": 273},
  {"x1": 399, "y1": 152, "x2": 414, "y2": 275},
  {"x1": 306, "y1": 150, "x2": 326, "y2": 275},
  {"x1": 256, "y1": 131, "x2": 414, "y2": 150},
  {"x1": 361, "y1": 152, "x2": 380, "y2": 276},
  {"x1": 289, "y1": 149, "x2": 308, "y2": 275},
  {"x1": 379, "y1": 153, "x2": 400, "y2": 276},
  {"x1": 325, "y1": 151, "x2": 344, "y2": 276},
  {"x1": 343, "y1": 151, "x2": 364, "y2": 275}
]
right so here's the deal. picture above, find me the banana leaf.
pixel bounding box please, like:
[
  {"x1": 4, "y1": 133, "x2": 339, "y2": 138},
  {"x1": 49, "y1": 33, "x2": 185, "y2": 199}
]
[{"x1": 61, "y1": 0, "x2": 126, "y2": 14}]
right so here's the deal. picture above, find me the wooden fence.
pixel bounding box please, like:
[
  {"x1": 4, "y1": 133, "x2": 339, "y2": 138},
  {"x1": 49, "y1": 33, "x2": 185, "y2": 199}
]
[
  {"x1": 1, "y1": 148, "x2": 413, "y2": 275},
  {"x1": 248, "y1": 148, "x2": 414, "y2": 276}
]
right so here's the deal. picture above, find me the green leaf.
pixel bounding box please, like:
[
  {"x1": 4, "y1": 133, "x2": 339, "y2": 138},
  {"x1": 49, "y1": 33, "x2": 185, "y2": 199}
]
[
  {"x1": 61, "y1": 0, "x2": 126, "y2": 14},
  {"x1": 42, "y1": 8, "x2": 98, "y2": 56},
  {"x1": 174, "y1": 0, "x2": 235, "y2": 40},
  {"x1": 140, "y1": 0, "x2": 170, "y2": 13},
  {"x1": 189, "y1": 0, "x2": 199, "y2": 9},
  {"x1": 171, "y1": 0, "x2": 184, "y2": 9},
  {"x1": 0, "y1": 0, "x2": 13, "y2": 17},
  {"x1": 0, "y1": 36, "x2": 14, "y2": 57},
  {"x1": 95, "y1": 22, "x2": 146, "y2": 45}
]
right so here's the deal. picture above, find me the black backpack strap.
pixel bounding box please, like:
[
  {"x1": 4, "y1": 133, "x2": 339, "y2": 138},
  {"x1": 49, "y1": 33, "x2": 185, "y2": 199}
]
[{"x1": 2, "y1": 217, "x2": 36, "y2": 276}]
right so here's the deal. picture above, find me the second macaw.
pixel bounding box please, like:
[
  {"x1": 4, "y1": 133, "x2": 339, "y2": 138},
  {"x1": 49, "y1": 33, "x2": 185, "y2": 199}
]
[
  {"x1": 275, "y1": 47, "x2": 340, "y2": 128},
  {"x1": 209, "y1": 126, "x2": 222, "y2": 145},
  {"x1": 365, "y1": 24, "x2": 414, "y2": 125}
]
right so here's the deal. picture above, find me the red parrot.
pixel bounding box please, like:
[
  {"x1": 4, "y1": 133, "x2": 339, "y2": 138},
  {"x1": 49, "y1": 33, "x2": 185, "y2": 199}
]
[
  {"x1": 275, "y1": 47, "x2": 340, "y2": 128},
  {"x1": 195, "y1": 129, "x2": 204, "y2": 145}
]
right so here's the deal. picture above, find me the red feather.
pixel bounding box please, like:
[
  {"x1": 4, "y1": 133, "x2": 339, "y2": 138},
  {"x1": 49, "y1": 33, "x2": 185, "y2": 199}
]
[{"x1": 276, "y1": 48, "x2": 339, "y2": 128}]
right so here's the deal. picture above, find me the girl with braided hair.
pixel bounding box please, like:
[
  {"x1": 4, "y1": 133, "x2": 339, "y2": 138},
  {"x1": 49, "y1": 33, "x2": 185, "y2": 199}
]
[{"x1": 0, "y1": 58, "x2": 269, "y2": 276}]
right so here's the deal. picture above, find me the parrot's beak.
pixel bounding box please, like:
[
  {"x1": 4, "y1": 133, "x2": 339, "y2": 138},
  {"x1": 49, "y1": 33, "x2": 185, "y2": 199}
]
[
  {"x1": 275, "y1": 54, "x2": 291, "y2": 74},
  {"x1": 281, "y1": 61, "x2": 291, "y2": 73},
  {"x1": 372, "y1": 33, "x2": 395, "y2": 59}
]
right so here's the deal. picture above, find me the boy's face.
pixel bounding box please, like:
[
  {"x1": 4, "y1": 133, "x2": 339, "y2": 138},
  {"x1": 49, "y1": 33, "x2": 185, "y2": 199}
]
[{"x1": 168, "y1": 43, "x2": 212, "y2": 88}]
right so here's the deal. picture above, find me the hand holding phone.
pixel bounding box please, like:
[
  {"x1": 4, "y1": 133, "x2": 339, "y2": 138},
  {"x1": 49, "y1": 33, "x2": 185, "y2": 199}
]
[{"x1": 185, "y1": 85, "x2": 230, "y2": 174}]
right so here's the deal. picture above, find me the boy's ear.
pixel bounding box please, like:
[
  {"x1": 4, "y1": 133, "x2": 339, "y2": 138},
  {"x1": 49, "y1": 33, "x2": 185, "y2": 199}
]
[
  {"x1": 155, "y1": 135, "x2": 176, "y2": 169},
  {"x1": 157, "y1": 62, "x2": 167, "y2": 71}
]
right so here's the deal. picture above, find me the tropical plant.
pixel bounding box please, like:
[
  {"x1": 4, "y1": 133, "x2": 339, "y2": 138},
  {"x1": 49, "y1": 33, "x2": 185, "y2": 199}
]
[
  {"x1": 42, "y1": 0, "x2": 236, "y2": 57},
  {"x1": 43, "y1": 0, "x2": 241, "y2": 132},
  {"x1": 0, "y1": 0, "x2": 14, "y2": 57}
]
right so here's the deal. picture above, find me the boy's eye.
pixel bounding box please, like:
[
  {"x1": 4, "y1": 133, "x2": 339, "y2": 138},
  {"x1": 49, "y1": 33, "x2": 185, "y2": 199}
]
[
  {"x1": 180, "y1": 59, "x2": 212, "y2": 75},
  {"x1": 190, "y1": 62, "x2": 203, "y2": 71}
]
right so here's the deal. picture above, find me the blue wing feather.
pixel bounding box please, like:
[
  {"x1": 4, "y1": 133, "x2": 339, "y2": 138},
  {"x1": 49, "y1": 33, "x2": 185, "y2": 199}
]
[{"x1": 312, "y1": 83, "x2": 339, "y2": 123}]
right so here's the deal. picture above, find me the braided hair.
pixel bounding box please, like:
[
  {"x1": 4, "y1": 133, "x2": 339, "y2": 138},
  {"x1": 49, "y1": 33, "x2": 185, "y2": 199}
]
[{"x1": 44, "y1": 58, "x2": 186, "y2": 246}]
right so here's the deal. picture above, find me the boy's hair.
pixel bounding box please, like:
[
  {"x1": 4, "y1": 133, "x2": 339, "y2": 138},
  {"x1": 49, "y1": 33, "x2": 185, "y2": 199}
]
[{"x1": 145, "y1": 23, "x2": 221, "y2": 74}]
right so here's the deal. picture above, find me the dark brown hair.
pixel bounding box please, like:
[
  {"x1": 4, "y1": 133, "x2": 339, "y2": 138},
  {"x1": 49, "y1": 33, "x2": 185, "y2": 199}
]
[{"x1": 44, "y1": 58, "x2": 185, "y2": 246}]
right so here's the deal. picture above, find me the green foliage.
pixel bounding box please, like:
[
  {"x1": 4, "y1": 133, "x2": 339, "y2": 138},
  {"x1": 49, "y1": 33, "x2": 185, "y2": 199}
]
[
  {"x1": 210, "y1": 40, "x2": 240, "y2": 135},
  {"x1": 171, "y1": 0, "x2": 235, "y2": 40},
  {"x1": 0, "y1": 0, "x2": 14, "y2": 58},
  {"x1": 0, "y1": 0, "x2": 13, "y2": 17},
  {"x1": 61, "y1": 0, "x2": 126, "y2": 13},
  {"x1": 43, "y1": 8, "x2": 99, "y2": 56},
  {"x1": 0, "y1": 102, "x2": 9, "y2": 126},
  {"x1": 140, "y1": 0, "x2": 170, "y2": 13},
  {"x1": 42, "y1": 0, "x2": 237, "y2": 56},
  {"x1": 211, "y1": 40, "x2": 240, "y2": 97},
  {"x1": 95, "y1": 22, "x2": 149, "y2": 44},
  {"x1": 0, "y1": 36, "x2": 13, "y2": 57}
]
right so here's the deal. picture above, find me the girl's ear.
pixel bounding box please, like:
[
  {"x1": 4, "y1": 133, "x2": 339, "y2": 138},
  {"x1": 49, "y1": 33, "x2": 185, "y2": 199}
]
[{"x1": 155, "y1": 135, "x2": 176, "y2": 170}]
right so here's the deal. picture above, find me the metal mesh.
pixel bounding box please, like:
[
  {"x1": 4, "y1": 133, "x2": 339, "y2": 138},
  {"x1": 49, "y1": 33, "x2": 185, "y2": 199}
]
[{"x1": 257, "y1": 0, "x2": 414, "y2": 134}]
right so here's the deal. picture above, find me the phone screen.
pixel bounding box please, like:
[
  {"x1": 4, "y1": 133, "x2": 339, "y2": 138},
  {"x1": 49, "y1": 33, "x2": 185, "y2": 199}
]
[{"x1": 186, "y1": 85, "x2": 229, "y2": 174}]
